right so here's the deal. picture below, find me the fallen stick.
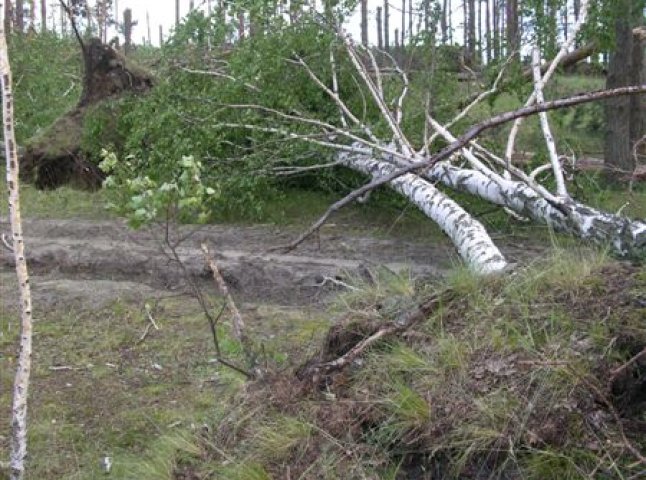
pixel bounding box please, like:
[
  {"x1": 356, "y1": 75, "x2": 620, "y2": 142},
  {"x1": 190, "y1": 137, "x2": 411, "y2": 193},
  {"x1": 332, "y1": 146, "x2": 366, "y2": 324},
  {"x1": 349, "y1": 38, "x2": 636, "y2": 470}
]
[{"x1": 201, "y1": 243, "x2": 245, "y2": 342}]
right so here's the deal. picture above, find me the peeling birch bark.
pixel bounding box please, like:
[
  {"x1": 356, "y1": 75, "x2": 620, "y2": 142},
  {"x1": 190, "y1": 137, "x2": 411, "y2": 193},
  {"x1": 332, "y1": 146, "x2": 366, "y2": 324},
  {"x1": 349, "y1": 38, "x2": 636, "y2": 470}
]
[
  {"x1": 1, "y1": 28, "x2": 35, "y2": 480},
  {"x1": 427, "y1": 161, "x2": 646, "y2": 254},
  {"x1": 340, "y1": 152, "x2": 509, "y2": 274}
]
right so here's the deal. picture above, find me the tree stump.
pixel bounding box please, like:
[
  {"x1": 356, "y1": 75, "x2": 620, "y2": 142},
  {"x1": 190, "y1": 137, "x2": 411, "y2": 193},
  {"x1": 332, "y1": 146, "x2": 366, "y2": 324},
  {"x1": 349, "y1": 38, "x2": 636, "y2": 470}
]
[{"x1": 21, "y1": 38, "x2": 153, "y2": 189}]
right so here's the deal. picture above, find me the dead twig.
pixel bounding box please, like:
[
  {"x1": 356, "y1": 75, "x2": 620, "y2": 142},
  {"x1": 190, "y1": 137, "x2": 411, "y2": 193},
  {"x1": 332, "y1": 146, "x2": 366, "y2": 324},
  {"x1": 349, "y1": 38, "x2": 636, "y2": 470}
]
[
  {"x1": 202, "y1": 243, "x2": 262, "y2": 378},
  {"x1": 144, "y1": 303, "x2": 160, "y2": 331},
  {"x1": 137, "y1": 304, "x2": 160, "y2": 345},
  {"x1": 1, "y1": 232, "x2": 13, "y2": 252}
]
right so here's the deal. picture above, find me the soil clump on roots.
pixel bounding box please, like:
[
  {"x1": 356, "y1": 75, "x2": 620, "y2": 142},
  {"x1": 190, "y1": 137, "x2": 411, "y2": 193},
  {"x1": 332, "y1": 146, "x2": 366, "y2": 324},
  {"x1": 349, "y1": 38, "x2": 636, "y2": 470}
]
[{"x1": 20, "y1": 38, "x2": 152, "y2": 189}]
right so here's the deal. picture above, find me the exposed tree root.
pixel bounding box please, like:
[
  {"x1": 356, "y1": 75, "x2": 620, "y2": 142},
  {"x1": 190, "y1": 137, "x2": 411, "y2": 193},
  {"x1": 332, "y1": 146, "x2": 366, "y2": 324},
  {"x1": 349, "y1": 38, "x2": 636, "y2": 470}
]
[{"x1": 21, "y1": 38, "x2": 152, "y2": 189}]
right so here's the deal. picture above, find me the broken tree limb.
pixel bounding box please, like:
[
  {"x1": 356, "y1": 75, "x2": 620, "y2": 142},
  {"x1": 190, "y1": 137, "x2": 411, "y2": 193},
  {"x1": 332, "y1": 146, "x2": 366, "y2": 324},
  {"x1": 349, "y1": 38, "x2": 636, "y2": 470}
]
[
  {"x1": 1, "y1": 27, "x2": 35, "y2": 480},
  {"x1": 202, "y1": 243, "x2": 262, "y2": 378},
  {"x1": 531, "y1": 46, "x2": 568, "y2": 198},
  {"x1": 201, "y1": 243, "x2": 246, "y2": 342}
]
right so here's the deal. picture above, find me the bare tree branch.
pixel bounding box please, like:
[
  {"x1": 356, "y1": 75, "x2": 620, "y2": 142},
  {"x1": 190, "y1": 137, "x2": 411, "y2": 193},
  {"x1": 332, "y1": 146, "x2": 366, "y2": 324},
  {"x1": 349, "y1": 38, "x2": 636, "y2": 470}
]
[
  {"x1": 531, "y1": 46, "x2": 568, "y2": 197},
  {"x1": 504, "y1": 0, "x2": 590, "y2": 169}
]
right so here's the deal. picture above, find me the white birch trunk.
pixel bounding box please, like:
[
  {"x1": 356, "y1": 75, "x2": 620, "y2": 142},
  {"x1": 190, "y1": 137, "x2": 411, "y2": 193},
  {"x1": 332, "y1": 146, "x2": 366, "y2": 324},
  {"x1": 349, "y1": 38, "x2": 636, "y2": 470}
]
[
  {"x1": 1, "y1": 28, "x2": 35, "y2": 480},
  {"x1": 340, "y1": 152, "x2": 509, "y2": 274},
  {"x1": 427, "y1": 161, "x2": 646, "y2": 254},
  {"x1": 531, "y1": 47, "x2": 568, "y2": 198}
]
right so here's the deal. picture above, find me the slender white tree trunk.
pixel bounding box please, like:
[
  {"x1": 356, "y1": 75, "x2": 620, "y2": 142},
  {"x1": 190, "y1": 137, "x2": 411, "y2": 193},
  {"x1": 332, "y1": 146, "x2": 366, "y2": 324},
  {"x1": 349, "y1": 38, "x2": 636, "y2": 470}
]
[{"x1": 1, "y1": 26, "x2": 34, "y2": 480}]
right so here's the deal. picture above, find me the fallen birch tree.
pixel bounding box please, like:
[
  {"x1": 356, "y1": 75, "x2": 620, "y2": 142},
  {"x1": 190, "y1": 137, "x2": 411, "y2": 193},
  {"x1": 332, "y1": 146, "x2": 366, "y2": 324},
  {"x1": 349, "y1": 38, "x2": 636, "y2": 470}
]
[
  {"x1": 217, "y1": 51, "x2": 646, "y2": 274},
  {"x1": 171, "y1": 9, "x2": 646, "y2": 274}
]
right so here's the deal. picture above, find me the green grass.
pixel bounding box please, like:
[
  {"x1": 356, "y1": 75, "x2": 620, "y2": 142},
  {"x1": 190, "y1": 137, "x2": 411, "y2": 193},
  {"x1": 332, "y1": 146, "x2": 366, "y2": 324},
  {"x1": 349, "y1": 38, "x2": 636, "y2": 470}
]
[
  {"x1": 0, "y1": 180, "x2": 112, "y2": 220},
  {"x1": 0, "y1": 276, "x2": 336, "y2": 479}
]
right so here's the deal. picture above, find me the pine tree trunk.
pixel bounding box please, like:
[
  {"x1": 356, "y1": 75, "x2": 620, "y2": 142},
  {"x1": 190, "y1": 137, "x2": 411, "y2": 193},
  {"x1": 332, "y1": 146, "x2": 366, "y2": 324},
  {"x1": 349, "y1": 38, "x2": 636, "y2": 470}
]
[
  {"x1": 492, "y1": 0, "x2": 499, "y2": 59},
  {"x1": 40, "y1": 0, "x2": 47, "y2": 33},
  {"x1": 146, "y1": 11, "x2": 151, "y2": 45},
  {"x1": 384, "y1": 0, "x2": 389, "y2": 50},
  {"x1": 485, "y1": 0, "x2": 491, "y2": 62},
  {"x1": 360, "y1": 0, "x2": 368, "y2": 45},
  {"x1": 5, "y1": 0, "x2": 13, "y2": 35},
  {"x1": 463, "y1": 0, "x2": 467, "y2": 50},
  {"x1": 506, "y1": 0, "x2": 519, "y2": 62},
  {"x1": 123, "y1": 8, "x2": 133, "y2": 55},
  {"x1": 401, "y1": 0, "x2": 405, "y2": 46},
  {"x1": 441, "y1": 0, "x2": 448, "y2": 43},
  {"x1": 376, "y1": 6, "x2": 383, "y2": 49},
  {"x1": 14, "y1": 0, "x2": 23, "y2": 32},
  {"x1": 467, "y1": 0, "x2": 476, "y2": 64},
  {"x1": 408, "y1": 0, "x2": 413, "y2": 41},
  {"x1": 605, "y1": 0, "x2": 635, "y2": 178},
  {"x1": 477, "y1": 0, "x2": 482, "y2": 63},
  {"x1": 1, "y1": 24, "x2": 35, "y2": 480},
  {"x1": 448, "y1": 0, "x2": 453, "y2": 43}
]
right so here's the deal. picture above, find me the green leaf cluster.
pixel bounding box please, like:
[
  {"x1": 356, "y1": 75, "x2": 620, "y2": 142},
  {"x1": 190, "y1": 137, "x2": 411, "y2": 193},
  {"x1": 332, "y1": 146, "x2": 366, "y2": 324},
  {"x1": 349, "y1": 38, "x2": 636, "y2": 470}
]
[{"x1": 99, "y1": 150, "x2": 218, "y2": 228}]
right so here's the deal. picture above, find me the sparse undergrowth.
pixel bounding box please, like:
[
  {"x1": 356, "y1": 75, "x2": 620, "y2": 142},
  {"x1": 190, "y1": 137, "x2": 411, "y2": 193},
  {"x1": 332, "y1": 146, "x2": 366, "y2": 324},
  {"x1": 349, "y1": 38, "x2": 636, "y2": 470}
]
[
  {"x1": 176, "y1": 251, "x2": 646, "y2": 479},
  {"x1": 0, "y1": 288, "x2": 328, "y2": 479}
]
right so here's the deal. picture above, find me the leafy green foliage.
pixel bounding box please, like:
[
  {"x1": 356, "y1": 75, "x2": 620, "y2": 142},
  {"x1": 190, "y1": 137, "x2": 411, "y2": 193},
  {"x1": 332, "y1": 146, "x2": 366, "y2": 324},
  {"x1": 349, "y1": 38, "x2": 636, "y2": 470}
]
[
  {"x1": 102, "y1": 12, "x2": 385, "y2": 217},
  {"x1": 99, "y1": 150, "x2": 218, "y2": 227},
  {"x1": 9, "y1": 33, "x2": 82, "y2": 142}
]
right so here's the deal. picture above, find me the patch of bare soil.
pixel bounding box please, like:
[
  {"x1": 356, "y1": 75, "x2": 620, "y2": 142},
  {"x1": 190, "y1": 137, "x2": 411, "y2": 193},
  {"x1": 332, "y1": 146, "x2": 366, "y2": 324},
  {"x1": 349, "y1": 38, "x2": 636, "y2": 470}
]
[{"x1": 0, "y1": 217, "x2": 549, "y2": 308}]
